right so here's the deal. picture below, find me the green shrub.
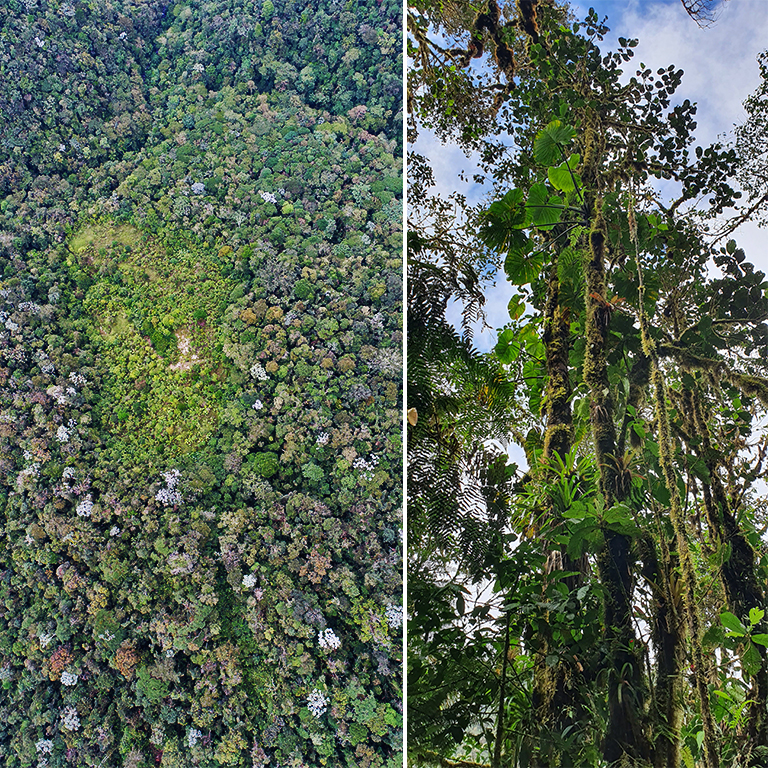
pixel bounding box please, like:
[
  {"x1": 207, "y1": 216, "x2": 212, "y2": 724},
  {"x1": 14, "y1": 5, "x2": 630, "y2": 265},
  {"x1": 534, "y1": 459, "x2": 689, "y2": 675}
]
[
  {"x1": 250, "y1": 452, "x2": 279, "y2": 478},
  {"x1": 293, "y1": 278, "x2": 314, "y2": 300}
]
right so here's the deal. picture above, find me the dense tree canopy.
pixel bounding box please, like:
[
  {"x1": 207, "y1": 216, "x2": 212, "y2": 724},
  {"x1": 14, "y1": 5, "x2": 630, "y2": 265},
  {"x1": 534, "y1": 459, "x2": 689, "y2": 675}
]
[
  {"x1": 408, "y1": 2, "x2": 768, "y2": 766},
  {"x1": 0, "y1": 1, "x2": 402, "y2": 767}
]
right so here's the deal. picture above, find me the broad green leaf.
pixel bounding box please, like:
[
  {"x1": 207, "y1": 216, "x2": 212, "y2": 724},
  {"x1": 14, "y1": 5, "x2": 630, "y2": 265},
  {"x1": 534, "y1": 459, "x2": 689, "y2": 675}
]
[
  {"x1": 493, "y1": 188, "x2": 527, "y2": 223},
  {"x1": 534, "y1": 120, "x2": 577, "y2": 166},
  {"x1": 548, "y1": 165, "x2": 574, "y2": 193},
  {"x1": 527, "y1": 182, "x2": 563, "y2": 230},
  {"x1": 604, "y1": 503, "x2": 633, "y2": 526},
  {"x1": 547, "y1": 154, "x2": 582, "y2": 193},
  {"x1": 479, "y1": 188, "x2": 529, "y2": 252},
  {"x1": 750, "y1": 634, "x2": 768, "y2": 647},
  {"x1": 504, "y1": 242, "x2": 545, "y2": 285},
  {"x1": 750, "y1": 607, "x2": 765, "y2": 626},
  {"x1": 742, "y1": 640, "x2": 762, "y2": 677},
  {"x1": 562, "y1": 500, "x2": 587, "y2": 519},
  {"x1": 507, "y1": 293, "x2": 526, "y2": 320},
  {"x1": 721, "y1": 611, "x2": 747, "y2": 637},
  {"x1": 525, "y1": 333, "x2": 545, "y2": 360},
  {"x1": 567, "y1": 521, "x2": 602, "y2": 559},
  {"x1": 495, "y1": 329, "x2": 521, "y2": 364}
]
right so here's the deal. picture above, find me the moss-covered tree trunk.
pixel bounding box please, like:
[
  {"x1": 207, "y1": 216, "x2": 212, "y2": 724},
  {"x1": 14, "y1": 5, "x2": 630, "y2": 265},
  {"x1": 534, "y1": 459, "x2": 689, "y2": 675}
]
[
  {"x1": 687, "y1": 389, "x2": 768, "y2": 762},
  {"x1": 584, "y1": 208, "x2": 650, "y2": 765},
  {"x1": 529, "y1": 259, "x2": 585, "y2": 766},
  {"x1": 639, "y1": 533, "x2": 685, "y2": 768}
]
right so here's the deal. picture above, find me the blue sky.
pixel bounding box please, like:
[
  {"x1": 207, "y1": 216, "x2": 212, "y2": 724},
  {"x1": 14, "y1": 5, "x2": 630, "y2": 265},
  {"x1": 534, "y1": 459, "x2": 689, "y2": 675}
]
[{"x1": 413, "y1": 0, "x2": 768, "y2": 352}]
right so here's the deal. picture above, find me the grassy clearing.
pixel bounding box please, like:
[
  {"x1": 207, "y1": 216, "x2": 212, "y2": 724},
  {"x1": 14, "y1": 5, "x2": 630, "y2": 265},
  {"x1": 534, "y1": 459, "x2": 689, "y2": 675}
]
[
  {"x1": 69, "y1": 222, "x2": 143, "y2": 255},
  {"x1": 72, "y1": 222, "x2": 236, "y2": 461}
]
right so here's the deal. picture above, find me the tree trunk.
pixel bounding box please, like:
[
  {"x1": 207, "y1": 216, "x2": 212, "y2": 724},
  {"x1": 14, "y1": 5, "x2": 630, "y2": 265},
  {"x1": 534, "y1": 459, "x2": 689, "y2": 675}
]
[
  {"x1": 639, "y1": 533, "x2": 685, "y2": 768},
  {"x1": 688, "y1": 390, "x2": 768, "y2": 761},
  {"x1": 530, "y1": 260, "x2": 586, "y2": 766},
  {"x1": 584, "y1": 207, "x2": 650, "y2": 765}
]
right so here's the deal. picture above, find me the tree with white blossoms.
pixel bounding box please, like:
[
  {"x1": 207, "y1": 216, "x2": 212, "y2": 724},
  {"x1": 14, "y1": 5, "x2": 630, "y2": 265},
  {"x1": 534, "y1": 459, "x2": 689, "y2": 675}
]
[
  {"x1": 242, "y1": 573, "x2": 257, "y2": 589},
  {"x1": 60, "y1": 706, "x2": 80, "y2": 731},
  {"x1": 75, "y1": 495, "x2": 93, "y2": 517},
  {"x1": 188, "y1": 728, "x2": 202, "y2": 749},
  {"x1": 385, "y1": 604, "x2": 402, "y2": 630},
  {"x1": 307, "y1": 690, "x2": 328, "y2": 718},
  {"x1": 60, "y1": 670, "x2": 78, "y2": 686},
  {"x1": 318, "y1": 628, "x2": 341, "y2": 651},
  {"x1": 35, "y1": 739, "x2": 53, "y2": 755},
  {"x1": 155, "y1": 469, "x2": 182, "y2": 506}
]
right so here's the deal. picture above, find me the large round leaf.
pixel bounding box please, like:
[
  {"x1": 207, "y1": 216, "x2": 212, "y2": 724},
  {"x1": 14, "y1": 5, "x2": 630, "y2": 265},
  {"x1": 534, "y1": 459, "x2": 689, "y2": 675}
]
[
  {"x1": 504, "y1": 239, "x2": 545, "y2": 285},
  {"x1": 534, "y1": 120, "x2": 577, "y2": 166}
]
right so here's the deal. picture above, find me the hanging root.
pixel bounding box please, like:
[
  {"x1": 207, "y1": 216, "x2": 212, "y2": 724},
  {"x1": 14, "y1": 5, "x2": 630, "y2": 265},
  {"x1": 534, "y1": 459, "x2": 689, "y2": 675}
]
[{"x1": 632, "y1": 207, "x2": 720, "y2": 768}]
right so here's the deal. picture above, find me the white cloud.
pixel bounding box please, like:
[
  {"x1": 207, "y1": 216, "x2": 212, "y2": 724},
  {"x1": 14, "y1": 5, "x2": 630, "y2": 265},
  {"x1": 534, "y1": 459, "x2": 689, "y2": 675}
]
[
  {"x1": 580, "y1": 0, "x2": 768, "y2": 145},
  {"x1": 580, "y1": 0, "x2": 768, "y2": 271}
]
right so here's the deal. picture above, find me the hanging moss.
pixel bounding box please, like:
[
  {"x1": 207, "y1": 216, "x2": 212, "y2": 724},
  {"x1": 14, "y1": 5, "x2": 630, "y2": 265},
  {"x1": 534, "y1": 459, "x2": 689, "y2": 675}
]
[
  {"x1": 633, "y1": 252, "x2": 720, "y2": 768},
  {"x1": 657, "y1": 344, "x2": 768, "y2": 408},
  {"x1": 686, "y1": 389, "x2": 768, "y2": 758}
]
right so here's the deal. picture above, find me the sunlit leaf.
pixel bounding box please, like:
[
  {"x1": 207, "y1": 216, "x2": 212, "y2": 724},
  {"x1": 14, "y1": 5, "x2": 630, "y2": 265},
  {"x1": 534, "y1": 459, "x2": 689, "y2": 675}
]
[
  {"x1": 534, "y1": 120, "x2": 577, "y2": 166},
  {"x1": 547, "y1": 154, "x2": 582, "y2": 193},
  {"x1": 721, "y1": 611, "x2": 747, "y2": 637},
  {"x1": 507, "y1": 292, "x2": 526, "y2": 320},
  {"x1": 495, "y1": 328, "x2": 521, "y2": 364}
]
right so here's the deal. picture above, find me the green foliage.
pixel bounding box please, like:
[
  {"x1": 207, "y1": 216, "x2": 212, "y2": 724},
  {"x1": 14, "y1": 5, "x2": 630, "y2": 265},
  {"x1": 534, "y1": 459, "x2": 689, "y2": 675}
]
[
  {"x1": 533, "y1": 120, "x2": 578, "y2": 166},
  {"x1": 409, "y1": 1, "x2": 768, "y2": 766},
  {"x1": 0, "y1": 0, "x2": 403, "y2": 764},
  {"x1": 250, "y1": 452, "x2": 280, "y2": 478}
]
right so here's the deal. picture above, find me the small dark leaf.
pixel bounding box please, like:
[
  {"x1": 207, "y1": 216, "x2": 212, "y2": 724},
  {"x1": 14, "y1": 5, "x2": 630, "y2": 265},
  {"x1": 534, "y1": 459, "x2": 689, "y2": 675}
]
[{"x1": 702, "y1": 624, "x2": 725, "y2": 648}]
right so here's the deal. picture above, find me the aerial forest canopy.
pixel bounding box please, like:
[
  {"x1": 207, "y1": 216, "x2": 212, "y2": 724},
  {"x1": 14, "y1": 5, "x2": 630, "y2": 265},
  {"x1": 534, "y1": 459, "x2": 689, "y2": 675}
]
[
  {"x1": 408, "y1": 1, "x2": 768, "y2": 767},
  {"x1": 0, "y1": 0, "x2": 403, "y2": 767}
]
